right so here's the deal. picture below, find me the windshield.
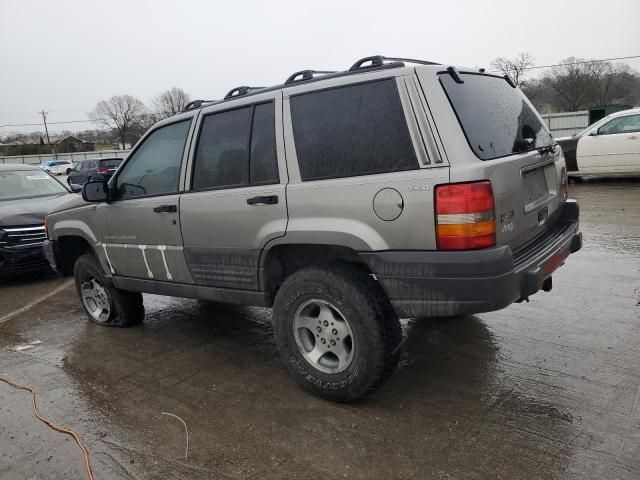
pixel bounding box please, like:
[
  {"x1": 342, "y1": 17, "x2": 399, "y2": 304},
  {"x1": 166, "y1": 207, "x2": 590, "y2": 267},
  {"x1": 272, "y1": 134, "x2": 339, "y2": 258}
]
[
  {"x1": 573, "y1": 115, "x2": 613, "y2": 138},
  {"x1": 440, "y1": 72, "x2": 554, "y2": 160},
  {"x1": 0, "y1": 170, "x2": 68, "y2": 201}
]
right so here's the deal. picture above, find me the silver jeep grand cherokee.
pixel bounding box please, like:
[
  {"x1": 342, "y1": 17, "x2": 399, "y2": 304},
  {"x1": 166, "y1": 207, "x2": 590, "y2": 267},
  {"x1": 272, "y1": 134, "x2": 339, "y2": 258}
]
[{"x1": 44, "y1": 56, "x2": 582, "y2": 402}]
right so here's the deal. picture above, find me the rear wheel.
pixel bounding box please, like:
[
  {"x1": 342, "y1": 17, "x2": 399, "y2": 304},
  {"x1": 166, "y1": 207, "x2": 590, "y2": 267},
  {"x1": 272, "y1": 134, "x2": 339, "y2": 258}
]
[
  {"x1": 74, "y1": 253, "x2": 144, "y2": 327},
  {"x1": 273, "y1": 263, "x2": 401, "y2": 402}
]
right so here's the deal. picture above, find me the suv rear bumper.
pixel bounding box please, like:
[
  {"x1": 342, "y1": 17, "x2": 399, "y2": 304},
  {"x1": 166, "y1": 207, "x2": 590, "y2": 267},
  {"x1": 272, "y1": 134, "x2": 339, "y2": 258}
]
[{"x1": 361, "y1": 200, "x2": 582, "y2": 318}]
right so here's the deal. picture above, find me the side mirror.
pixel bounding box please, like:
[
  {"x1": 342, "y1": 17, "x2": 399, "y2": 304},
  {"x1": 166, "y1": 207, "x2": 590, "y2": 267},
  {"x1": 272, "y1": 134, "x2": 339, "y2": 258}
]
[
  {"x1": 82, "y1": 180, "x2": 109, "y2": 202},
  {"x1": 69, "y1": 183, "x2": 82, "y2": 193}
]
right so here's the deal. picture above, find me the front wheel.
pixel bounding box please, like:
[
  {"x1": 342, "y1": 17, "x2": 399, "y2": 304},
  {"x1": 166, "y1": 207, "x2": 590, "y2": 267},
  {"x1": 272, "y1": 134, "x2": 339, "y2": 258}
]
[
  {"x1": 273, "y1": 263, "x2": 401, "y2": 402},
  {"x1": 74, "y1": 253, "x2": 144, "y2": 327}
]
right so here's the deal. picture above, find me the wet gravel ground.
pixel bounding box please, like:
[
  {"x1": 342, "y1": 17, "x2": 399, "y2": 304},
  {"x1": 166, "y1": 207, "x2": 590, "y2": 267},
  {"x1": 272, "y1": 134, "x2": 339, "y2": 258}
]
[{"x1": 1, "y1": 178, "x2": 639, "y2": 479}]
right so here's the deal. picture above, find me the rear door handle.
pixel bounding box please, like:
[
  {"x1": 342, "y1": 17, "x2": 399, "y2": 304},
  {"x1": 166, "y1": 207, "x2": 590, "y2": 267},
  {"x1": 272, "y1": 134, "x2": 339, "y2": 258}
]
[
  {"x1": 247, "y1": 195, "x2": 278, "y2": 205},
  {"x1": 153, "y1": 204, "x2": 177, "y2": 213}
]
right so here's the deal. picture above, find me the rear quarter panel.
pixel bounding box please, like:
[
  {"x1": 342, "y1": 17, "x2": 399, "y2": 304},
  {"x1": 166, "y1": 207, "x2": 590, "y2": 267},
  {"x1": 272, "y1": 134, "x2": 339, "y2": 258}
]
[{"x1": 280, "y1": 68, "x2": 450, "y2": 251}]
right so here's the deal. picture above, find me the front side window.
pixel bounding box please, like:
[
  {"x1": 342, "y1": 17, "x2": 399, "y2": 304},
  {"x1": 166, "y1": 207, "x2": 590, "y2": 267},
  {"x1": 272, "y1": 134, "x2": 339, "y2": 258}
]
[
  {"x1": 598, "y1": 114, "x2": 640, "y2": 135},
  {"x1": 115, "y1": 120, "x2": 191, "y2": 199},
  {"x1": 290, "y1": 79, "x2": 418, "y2": 181},
  {"x1": 192, "y1": 102, "x2": 279, "y2": 190}
]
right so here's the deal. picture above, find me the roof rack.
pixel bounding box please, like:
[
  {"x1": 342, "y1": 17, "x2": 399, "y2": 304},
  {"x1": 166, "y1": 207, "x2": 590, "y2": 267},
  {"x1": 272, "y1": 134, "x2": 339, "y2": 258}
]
[
  {"x1": 182, "y1": 55, "x2": 442, "y2": 113},
  {"x1": 224, "y1": 86, "x2": 265, "y2": 100},
  {"x1": 183, "y1": 99, "x2": 216, "y2": 112},
  {"x1": 348, "y1": 55, "x2": 440, "y2": 72},
  {"x1": 284, "y1": 69, "x2": 337, "y2": 85}
]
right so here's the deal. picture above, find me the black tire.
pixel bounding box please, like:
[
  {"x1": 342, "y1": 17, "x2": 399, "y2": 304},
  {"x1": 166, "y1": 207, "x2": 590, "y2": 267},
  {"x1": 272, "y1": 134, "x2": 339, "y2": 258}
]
[
  {"x1": 74, "y1": 253, "x2": 144, "y2": 327},
  {"x1": 273, "y1": 262, "x2": 402, "y2": 402}
]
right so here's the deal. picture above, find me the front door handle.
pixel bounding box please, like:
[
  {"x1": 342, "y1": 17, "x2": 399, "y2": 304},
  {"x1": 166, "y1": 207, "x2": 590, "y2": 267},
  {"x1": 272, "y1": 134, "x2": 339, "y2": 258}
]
[
  {"x1": 247, "y1": 195, "x2": 278, "y2": 205},
  {"x1": 153, "y1": 204, "x2": 177, "y2": 213}
]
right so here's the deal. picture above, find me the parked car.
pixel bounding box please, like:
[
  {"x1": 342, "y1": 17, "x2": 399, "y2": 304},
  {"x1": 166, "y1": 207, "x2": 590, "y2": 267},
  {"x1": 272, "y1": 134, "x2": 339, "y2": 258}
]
[
  {"x1": 556, "y1": 107, "x2": 640, "y2": 176},
  {"x1": 38, "y1": 159, "x2": 75, "y2": 175},
  {"x1": 44, "y1": 56, "x2": 582, "y2": 402},
  {"x1": 67, "y1": 158, "x2": 123, "y2": 186},
  {"x1": 0, "y1": 164, "x2": 77, "y2": 277}
]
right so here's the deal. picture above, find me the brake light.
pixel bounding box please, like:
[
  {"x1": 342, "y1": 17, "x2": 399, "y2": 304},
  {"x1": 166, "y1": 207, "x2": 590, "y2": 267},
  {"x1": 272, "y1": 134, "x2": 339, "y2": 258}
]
[
  {"x1": 435, "y1": 181, "x2": 496, "y2": 250},
  {"x1": 96, "y1": 168, "x2": 109, "y2": 174},
  {"x1": 560, "y1": 166, "x2": 568, "y2": 200}
]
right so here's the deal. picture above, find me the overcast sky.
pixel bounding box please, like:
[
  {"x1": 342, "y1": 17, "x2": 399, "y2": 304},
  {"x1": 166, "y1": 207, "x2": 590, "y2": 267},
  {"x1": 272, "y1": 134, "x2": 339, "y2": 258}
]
[{"x1": 1, "y1": 0, "x2": 639, "y2": 135}]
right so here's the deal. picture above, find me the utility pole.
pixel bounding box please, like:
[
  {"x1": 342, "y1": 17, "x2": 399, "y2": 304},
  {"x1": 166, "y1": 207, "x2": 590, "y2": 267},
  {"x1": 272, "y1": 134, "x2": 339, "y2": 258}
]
[{"x1": 39, "y1": 110, "x2": 53, "y2": 154}]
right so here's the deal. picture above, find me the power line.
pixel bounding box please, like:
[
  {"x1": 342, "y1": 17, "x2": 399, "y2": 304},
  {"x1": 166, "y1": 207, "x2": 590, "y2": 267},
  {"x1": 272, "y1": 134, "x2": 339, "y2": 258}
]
[
  {"x1": 491, "y1": 55, "x2": 640, "y2": 73},
  {"x1": 0, "y1": 119, "x2": 96, "y2": 128},
  {"x1": 2, "y1": 54, "x2": 640, "y2": 129}
]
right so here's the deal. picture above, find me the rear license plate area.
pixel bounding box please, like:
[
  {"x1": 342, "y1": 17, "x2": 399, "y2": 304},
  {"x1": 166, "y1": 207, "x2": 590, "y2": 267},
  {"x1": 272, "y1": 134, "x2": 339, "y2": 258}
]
[{"x1": 522, "y1": 166, "x2": 550, "y2": 213}]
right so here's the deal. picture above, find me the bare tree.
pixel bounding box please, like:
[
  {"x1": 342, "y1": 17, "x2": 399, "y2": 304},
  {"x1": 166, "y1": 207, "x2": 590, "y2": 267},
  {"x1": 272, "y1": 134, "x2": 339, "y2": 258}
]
[
  {"x1": 91, "y1": 95, "x2": 147, "y2": 149},
  {"x1": 588, "y1": 61, "x2": 630, "y2": 106},
  {"x1": 152, "y1": 87, "x2": 191, "y2": 119},
  {"x1": 490, "y1": 52, "x2": 535, "y2": 86},
  {"x1": 541, "y1": 58, "x2": 595, "y2": 111}
]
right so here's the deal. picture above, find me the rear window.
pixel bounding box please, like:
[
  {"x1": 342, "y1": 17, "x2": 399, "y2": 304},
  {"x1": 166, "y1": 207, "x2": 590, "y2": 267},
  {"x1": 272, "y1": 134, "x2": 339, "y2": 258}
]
[
  {"x1": 100, "y1": 159, "x2": 122, "y2": 168},
  {"x1": 440, "y1": 73, "x2": 553, "y2": 160},
  {"x1": 290, "y1": 79, "x2": 418, "y2": 181}
]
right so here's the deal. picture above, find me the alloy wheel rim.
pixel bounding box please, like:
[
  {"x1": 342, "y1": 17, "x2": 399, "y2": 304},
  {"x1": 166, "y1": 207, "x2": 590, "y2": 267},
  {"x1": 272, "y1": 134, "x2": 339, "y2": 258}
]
[
  {"x1": 81, "y1": 278, "x2": 111, "y2": 323},
  {"x1": 293, "y1": 299, "x2": 355, "y2": 374}
]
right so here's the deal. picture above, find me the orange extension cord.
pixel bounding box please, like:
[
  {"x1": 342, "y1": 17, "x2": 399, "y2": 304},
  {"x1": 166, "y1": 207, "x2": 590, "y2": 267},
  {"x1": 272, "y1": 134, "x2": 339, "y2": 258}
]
[{"x1": 0, "y1": 376, "x2": 94, "y2": 480}]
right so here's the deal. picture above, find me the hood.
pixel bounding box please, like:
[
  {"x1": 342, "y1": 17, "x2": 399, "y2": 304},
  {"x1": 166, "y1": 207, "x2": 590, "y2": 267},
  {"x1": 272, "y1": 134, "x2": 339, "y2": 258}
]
[{"x1": 0, "y1": 193, "x2": 79, "y2": 227}]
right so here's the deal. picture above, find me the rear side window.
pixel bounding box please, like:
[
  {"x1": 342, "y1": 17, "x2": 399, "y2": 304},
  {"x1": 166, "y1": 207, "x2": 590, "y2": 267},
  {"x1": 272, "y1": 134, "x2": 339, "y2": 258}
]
[
  {"x1": 290, "y1": 79, "x2": 418, "y2": 181},
  {"x1": 250, "y1": 103, "x2": 278, "y2": 185},
  {"x1": 440, "y1": 73, "x2": 553, "y2": 160},
  {"x1": 192, "y1": 102, "x2": 279, "y2": 190}
]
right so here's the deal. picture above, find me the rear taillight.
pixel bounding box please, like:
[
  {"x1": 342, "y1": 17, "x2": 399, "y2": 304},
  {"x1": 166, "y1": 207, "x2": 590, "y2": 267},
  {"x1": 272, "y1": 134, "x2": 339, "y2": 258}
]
[
  {"x1": 96, "y1": 168, "x2": 109, "y2": 174},
  {"x1": 435, "y1": 181, "x2": 496, "y2": 250},
  {"x1": 560, "y1": 166, "x2": 568, "y2": 200}
]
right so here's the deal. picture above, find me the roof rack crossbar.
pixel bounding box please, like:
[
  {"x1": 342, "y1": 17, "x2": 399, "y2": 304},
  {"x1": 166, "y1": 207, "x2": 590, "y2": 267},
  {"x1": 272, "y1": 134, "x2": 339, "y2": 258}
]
[
  {"x1": 284, "y1": 69, "x2": 337, "y2": 85},
  {"x1": 224, "y1": 86, "x2": 265, "y2": 100},
  {"x1": 183, "y1": 99, "x2": 216, "y2": 112}
]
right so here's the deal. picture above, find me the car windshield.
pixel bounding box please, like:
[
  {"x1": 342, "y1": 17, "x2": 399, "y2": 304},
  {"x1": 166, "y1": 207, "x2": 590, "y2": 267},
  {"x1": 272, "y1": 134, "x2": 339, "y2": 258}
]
[
  {"x1": 573, "y1": 117, "x2": 608, "y2": 137},
  {"x1": 440, "y1": 72, "x2": 554, "y2": 160},
  {"x1": 0, "y1": 170, "x2": 68, "y2": 201}
]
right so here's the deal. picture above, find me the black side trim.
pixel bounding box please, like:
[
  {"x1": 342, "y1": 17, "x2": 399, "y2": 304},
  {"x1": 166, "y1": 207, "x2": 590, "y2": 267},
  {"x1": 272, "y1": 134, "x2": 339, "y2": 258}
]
[
  {"x1": 111, "y1": 276, "x2": 270, "y2": 307},
  {"x1": 183, "y1": 247, "x2": 260, "y2": 290}
]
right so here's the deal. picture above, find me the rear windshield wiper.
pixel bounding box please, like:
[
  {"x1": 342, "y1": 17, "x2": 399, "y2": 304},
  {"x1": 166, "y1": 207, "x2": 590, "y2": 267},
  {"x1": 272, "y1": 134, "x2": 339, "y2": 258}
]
[{"x1": 536, "y1": 144, "x2": 556, "y2": 155}]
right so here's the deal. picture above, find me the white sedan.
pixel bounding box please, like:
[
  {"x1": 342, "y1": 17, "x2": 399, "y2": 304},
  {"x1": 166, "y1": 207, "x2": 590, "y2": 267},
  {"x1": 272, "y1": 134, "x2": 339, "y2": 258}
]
[
  {"x1": 556, "y1": 108, "x2": 640, "y2": 176},
  {"x1": 37, "y1": 160, "x2": 75, "y2": 175}
]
